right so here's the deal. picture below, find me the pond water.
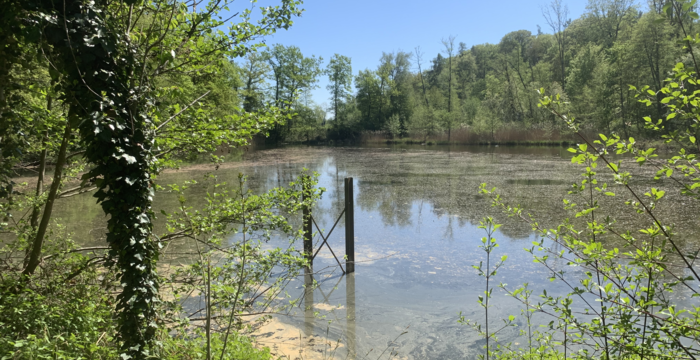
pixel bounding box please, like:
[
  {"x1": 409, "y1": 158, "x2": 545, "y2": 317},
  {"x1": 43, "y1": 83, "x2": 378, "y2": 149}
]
[{"x1": 47, "y1": 144, "x2": 700, "y2": 359}]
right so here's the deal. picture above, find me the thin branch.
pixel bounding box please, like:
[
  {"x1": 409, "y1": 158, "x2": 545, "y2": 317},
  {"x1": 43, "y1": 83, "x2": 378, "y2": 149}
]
[{"x1": 155, "y1": 90, "x2": 211, "y2": 132}]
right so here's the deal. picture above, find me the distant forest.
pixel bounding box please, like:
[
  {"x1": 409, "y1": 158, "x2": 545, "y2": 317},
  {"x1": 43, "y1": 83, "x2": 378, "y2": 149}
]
[{"x1": 231, "y1": 0, "x2": 694, "y2": 143}]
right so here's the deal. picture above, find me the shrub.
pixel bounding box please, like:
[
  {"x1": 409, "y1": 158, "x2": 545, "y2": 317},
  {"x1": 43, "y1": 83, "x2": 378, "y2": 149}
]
[{"x1": 468, "y1": 38, "x2": 700, "y2": 359}]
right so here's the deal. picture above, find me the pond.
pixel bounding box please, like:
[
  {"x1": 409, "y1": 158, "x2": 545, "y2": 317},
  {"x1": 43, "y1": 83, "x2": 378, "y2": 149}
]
[{"x1": 48, "y1": 144, "x2": 700, "y2": 359}]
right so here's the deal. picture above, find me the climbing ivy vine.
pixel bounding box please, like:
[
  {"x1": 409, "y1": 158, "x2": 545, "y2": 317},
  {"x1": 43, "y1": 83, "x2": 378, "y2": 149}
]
[{"x1": 3, "y1": 0, "x2": 302, "y2": 358}]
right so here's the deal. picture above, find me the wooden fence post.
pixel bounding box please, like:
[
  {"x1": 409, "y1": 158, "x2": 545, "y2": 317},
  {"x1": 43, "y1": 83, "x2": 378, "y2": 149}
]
[
  {"x1": 344, "y1": 177, "x2": 355, "y2": 273},
  {"x1": 302, "y1": 175, "x2": 315, "y2": 338},
  {"x1": 302, "y1": 175, "x2": 313, "y2": 264}
]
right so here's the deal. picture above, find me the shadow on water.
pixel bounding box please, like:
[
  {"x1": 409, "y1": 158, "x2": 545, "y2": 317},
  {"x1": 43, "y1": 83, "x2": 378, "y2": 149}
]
[{"x1": 39, "y1": 145, "x2": 700, "y2": 359}]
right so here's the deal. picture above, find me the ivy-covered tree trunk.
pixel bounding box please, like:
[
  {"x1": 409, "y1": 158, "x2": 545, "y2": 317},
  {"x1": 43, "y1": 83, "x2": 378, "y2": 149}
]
[
  {"x1": 8, "y1": 0, "x2": 301, "y2": 355},
  {"x1": 23, "y1": 0, "x2": 160, "y2": 357}
]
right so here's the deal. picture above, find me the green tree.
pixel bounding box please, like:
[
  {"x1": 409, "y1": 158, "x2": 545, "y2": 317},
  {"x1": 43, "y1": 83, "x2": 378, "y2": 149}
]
[
  {"x1": 240, "y1": 52, "x2": 270, "y2": 112},
  {"x1": 442, "y1": 35, "x2": 457, "y2": 140},
  {"x1": 409, "y1": 104, "x2": 441, "y2": 141},
  {"x1": 263, "y1": 44, "x2": 323, "y2": 141},
  {"x1": 326, "y1": 54, "x2": 353, "y2": 124},
  {"x1": 542, "y1": 0, "x2": 570, "y2": 86},
  {"x1": 2, "y1": 0, "x2": 304, "y2": 358},
  {"x1": 586, "y1": 0, "x2": 636, "y2": 47},
  {"x1": 355, "y1": 69, "x2": 382, "y2": 130}
]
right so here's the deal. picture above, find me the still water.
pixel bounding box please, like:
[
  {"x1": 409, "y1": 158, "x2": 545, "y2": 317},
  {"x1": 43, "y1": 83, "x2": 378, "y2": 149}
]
[{"x1": 50, "y1": 144, "x2": 699, "y2": 359}]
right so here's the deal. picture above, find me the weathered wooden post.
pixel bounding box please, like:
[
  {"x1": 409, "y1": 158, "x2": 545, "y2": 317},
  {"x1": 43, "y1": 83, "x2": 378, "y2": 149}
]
[
  {"x1": 344, "y1": 177, "x2": 355, "y2": 273},
  {"x1": 302, "y1": 175, "x2": 313, "y2": 264},
  {"x1": 302, "y1": 175, "x2": 315, "y2": 338}
]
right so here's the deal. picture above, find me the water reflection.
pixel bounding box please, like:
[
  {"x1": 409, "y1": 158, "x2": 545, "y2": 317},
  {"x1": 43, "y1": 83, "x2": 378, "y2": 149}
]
[
  {"x1": 40, "y1": 145, "x2": 700, "y2": 359},
  {"x1": 304, "y1": 267, "x2": 314, "y2": 338},
  {"x1": 505, "y1": 179, "x2": 570, "y2": 186},
  {"x1": 345, "y1": 273, "x2": 356, "y2": 360}
]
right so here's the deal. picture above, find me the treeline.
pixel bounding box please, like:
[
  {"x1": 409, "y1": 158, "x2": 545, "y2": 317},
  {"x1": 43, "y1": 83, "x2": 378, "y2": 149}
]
[{"x1": 247, "y1": 0, "x2": 698, "y2": 143}]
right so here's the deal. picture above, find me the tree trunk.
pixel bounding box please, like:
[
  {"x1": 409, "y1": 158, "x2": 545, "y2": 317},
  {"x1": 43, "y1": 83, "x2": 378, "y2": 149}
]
[
  {"x1": 448, "y1": 54, "x2": 452, "y2": 113},
  {"x1": 23, "y1": 123, "x2": 71, "y2": 276},
  {"x1": 29, "y1": 136, "x2": 48, "y2": 229},
  {"x1": 415, "y1": 48, "x2": 430, "y2": 108},
  {"x1": 29, "y1": 95, "x2": 52, "y2": 230},
  {"x1": 25, "y1": 132, "x2": 49, "y2": 269}
]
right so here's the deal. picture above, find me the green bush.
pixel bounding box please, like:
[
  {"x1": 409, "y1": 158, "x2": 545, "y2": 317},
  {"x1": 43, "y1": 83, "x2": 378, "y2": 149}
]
[
  {"x1": 468, "y1": 13, "x2": 700, "y2": 358},
  {"x1": 161, "y1": 331, "x2": 272, "y2": 360},
  {"x1": 0, "y1": 265, "x2": 275, "y2": 360},
  {"x1": 0, "y1": 260, "x2": 118, "y2": 359}
]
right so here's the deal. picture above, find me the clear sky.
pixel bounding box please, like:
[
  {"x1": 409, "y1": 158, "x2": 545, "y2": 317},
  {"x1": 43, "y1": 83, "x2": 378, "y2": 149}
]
[{"x1": 239, "y1": 0, "x2": 591, "y2": 110}]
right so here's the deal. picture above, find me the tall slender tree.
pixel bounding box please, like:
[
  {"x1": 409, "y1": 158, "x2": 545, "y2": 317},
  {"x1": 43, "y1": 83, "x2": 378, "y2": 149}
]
[
  {"x1": 442, "y1": 36, "x2": 457, "y2": 140},
  {"x1": 326, "y1": 54, "x2": 353, "y2": 124},
  {"x1": 415, "y1": 46, "x2": 430, "y2": 108},
  {"x1": 240, "y1": 52, "x2": 269, "y2": 112},
  {"x1": 543, "y1": 0, "x2": 570, "y2": 86}
]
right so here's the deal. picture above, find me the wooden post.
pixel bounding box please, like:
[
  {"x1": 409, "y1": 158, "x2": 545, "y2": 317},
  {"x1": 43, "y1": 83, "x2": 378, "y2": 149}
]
[
  {"x1": 344, "y1": 177, "x2": 355, "y2": 273},
  {"x1": 302, "y1": 175, "x2": 313, "y2": 265},
  {"x1": 302, "y1": 176, "x2": 315, "y2": 339}
]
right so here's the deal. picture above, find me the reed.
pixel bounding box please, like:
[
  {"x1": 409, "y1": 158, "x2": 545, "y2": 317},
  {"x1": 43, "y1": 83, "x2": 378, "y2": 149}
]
[{"x1": 359, "y1": 124, "x2": 596, "y2": 146}]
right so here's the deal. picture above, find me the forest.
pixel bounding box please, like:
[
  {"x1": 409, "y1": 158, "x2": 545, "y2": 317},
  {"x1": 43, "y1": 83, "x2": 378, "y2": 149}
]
[
  {"x1": 244, "y1": 0, "x2": 696, "y2": 144},
  {"x1": 4, "y1": 0, "x2": 700, "y2": 359}
]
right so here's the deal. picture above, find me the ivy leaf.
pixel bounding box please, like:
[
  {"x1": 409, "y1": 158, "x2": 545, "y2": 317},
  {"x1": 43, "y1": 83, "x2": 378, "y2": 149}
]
[{"x1": 122, "y1": 154, "x2": 137, "y2": 164}]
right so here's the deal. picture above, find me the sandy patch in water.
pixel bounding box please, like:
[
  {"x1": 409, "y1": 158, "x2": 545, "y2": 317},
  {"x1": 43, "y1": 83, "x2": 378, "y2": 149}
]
[{"x1": 250, "y1": 317, "x2": 344, "y2": 360}]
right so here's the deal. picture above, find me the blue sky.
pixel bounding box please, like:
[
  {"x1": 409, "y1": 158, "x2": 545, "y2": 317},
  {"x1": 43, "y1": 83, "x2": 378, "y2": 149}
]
[{"x1": 238, "y1": 0, "x2": 590, "y2": 109}]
